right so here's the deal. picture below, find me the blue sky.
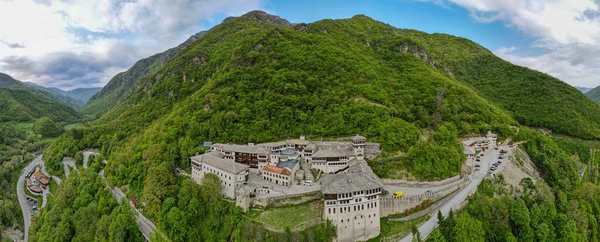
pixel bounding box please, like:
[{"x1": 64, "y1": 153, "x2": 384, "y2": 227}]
[{"x1": 1, "y1": 0, "x2": 599, "y2": 89}]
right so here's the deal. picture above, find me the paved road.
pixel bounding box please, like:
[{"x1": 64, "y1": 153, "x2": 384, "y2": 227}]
[
  {"x1": 63, "y1": 158, "x2": 78, "y2": 178},
  {"x1": 110, "y1": 179, "x2": 156, "y2": 241},
  {"x1": 82, "y1": 151, "x2": 99, "y2": 169},
  {"x1": 400, "y1": 145, "x2": 509, "y2": 242},
  {"x1": 17, "y1": 155, "x2": 42, "y2": 242}
]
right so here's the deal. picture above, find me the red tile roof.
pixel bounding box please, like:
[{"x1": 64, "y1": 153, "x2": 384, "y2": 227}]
[
  {"x1": 32, "y1": 172, "x2": 45, "y2": 180},
  {"x1": 264, "y1": 165, "x2": 291, "y2": 176},
  {"x1": 39, "y1": 177, "x2": 49, "y2": 185}
]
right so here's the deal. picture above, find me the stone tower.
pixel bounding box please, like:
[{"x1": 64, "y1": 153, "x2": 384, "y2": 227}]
[{"x1": 351, "y1": 135, "x2": 366, "y2": 160}]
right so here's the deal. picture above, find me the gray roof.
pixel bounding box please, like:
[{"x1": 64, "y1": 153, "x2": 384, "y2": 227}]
[
  {"x1": 321, "y1": 172, "x2": 383, "y2": 194},
  {"x1": 351, "y1": 135, "x2": 366, "y2": 141},
  {"x1": 190, "y1": 152, "x2": 249, "y2": 174},
  {"x1": 312, "y1": 148, "x2": 354, "y2": 158},
  {"x1": 463, "y1": 145, "x2": 475, "y2": 155},
  {"x1": 277, "y1": 161, "x2": 298, "y2": 170},
  {"x1": 347, "y1": 158, "x2": 373, "y2": 174},
  {"x1": 212, "y1": 144, "x2": 269, "y2": 154},
  {"x1": 257, "y1": 141, "x2": 287, "y2": 147}
]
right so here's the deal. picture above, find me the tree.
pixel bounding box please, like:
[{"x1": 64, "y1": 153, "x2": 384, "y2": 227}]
[
  {"x1": 453, "y1": 212, "x2": 484, "y2": 242},
  {"x1": 33, "y1": 117, "x2": 63, "y2": 138},
  {"x1": 143, "y1": 162, "x2": 176, "y2": 217},
  {"x1": 509, "y1": 198, "x2": 533, "y2": 241},
  {"x1": 200, "y1": 173, "x2": 223, "y2": 205}
]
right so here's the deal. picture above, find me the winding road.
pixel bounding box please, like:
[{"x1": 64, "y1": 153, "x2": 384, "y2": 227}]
[
  {"x1": 400, "y1": 145, "x2": 511, "y2": 242},
  {"x1": 17, "y1": 155, "x2": 42, "y2": 242}
]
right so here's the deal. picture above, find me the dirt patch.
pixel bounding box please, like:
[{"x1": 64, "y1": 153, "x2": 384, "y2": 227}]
[
  {"x1": 353, "y1": 97, "x2": 386, "y2": 107},
  {"x1": 2, "y1": 228, "x2": 24, "y2": 242},
  {"x1": 498, "y1": 147, "x2": 544, "y2": 194}
]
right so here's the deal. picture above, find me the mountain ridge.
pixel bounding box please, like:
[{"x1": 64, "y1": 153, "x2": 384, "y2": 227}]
[{"x1": 0, "y1": 73, "x2": 81, "y2": 122}]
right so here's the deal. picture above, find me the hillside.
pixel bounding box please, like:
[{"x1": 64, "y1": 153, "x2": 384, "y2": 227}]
[
  {"x1": 65, "y1": 87, "x2": 102, "y2": 104},
  {"x1": 25, "y1": 82, "x2": 82, "y2": 108},
  {"x1": 0, "y1": 73, "x2": 81, "y2": 122},
  {"x1": 81, "y1": 31, "x2": 208, "y2": 116},
  {"x1": 37, "y1": 10, "x2": 600, "y2": 242},
  {"x1": 586, "y1": 85, "x2": 600, "y2": 104}
]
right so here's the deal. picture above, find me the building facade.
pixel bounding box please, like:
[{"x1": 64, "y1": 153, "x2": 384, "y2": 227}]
[
  {"x1": 190, "y1": 151, "x2": 250, "y2": 199},
  {"x1": 322, "y1": 172, "x2": 383, "y2": 242}
]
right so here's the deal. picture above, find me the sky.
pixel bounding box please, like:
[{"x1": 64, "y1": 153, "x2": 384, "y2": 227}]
[{"x1": 0, "y1": 0, "x2": 599, "y2": 90}]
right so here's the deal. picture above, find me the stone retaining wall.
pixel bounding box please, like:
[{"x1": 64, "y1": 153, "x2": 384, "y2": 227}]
[
  {"x1": 381, "y1": 174, "x2": 462, "y2": 188},
  {"x1": 253, "y1": 191, "x2": 322, "y2": 207},
  {"x1": 380, "y1": 176, "x2": 470, "y2": 217}
]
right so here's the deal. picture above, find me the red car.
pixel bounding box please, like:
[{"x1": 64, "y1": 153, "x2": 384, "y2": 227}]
[{"x1": 480, "y1": 153, "x2": 484, "y2": 157}]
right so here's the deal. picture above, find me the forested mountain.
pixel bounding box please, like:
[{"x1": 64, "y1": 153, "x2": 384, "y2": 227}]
[
  {"x1": 64, "y1": 87, "x2": 102, "y2": 104},
  {"x1": 0, "y1": 73, "x2": 81, "y2": 122},
  {"x1": 25, "y1": 82, "x2": 82, "y2": 108},
  {"x1": 37, "y1": 11, "x2": 600, "y2": 241},
  {"x1": 26, "y1": 83, "x2": 101, "y2": 107},
  {"x1": 586, "y1": 85, "x2": 600, "y2": 104},
  {"x1": 81, "y1": 31, "x2": 208, "y2": 116}
]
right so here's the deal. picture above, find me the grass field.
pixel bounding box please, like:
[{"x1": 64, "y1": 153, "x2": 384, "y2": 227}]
[
  {"x1": 368, "y1": 215, "x2": 430, "y2": 241},
  {"x1": 23, "y1": 181, "x2": 42, "y2": 205},
  {"x1": 64, "y1": 123, "x2": 87, "y2": 130},
  {"x1": 251, "y1": 202, "x2": 321, "y2": 229},
  {"x1": 49, "y1": 179, "x2": 58, "y2": 194},
  {"x1": 14, "y1": 122, "x2": 33, "y2": 134}
]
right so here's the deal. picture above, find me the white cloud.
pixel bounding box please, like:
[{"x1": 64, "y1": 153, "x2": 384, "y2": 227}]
[
  {"x1": 432, "y1": 0, "x2": 600, "y2": 87},
  {"x1": 0, "y1": 0, "x2": 265, "y2": 89}
]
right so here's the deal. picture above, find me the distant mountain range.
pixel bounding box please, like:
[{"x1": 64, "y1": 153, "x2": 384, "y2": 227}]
[
  {"x1": 0, "y1": 73, "x2": 80, "y2": 122},
  {"x1": 25, "y1": 82, "x2": 101, "y2": 107},
  {"x1": 576, "y1": 86, "x2": 594, "y2": 93}
]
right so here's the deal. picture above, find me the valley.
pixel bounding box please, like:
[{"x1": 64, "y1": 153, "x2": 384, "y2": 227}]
[{"x1": 2, "y1": 8, "x2": 600, "y2": 242}]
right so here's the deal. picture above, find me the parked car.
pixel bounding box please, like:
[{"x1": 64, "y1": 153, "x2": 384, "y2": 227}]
[
  {"x1": 480, "y1": 153, "x2": 485, "y2": 157},
  {"x1": 425, "y1": 190, "x2": 433, "y2": 195},
  {"x1": 494, "y1": 147, "x2": 499, "y2": 150},
  {"x1": 303, "y1": 180, "x2": 313, "y2": 186},
  {"x1": 393, "y1": 191, "x2": 404, "y2": 198},
  {"x1": 475, "y1": 164, "x2": 481, "y2": 168},
  {"x1": 497, "y1": 160, "x2": 502, "y2": 164},
  {"x1": 490, "y1": 167, "x2": 497, "y2": 171}
]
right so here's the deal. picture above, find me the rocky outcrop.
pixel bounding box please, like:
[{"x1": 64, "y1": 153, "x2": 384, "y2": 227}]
[{"x1": 398, "y1": 43, "x2": 435, "y2": 67}]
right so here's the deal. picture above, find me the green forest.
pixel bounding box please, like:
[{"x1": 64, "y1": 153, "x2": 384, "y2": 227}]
[
  {"x1": 0, "y1": 122, "x2": 53, "y2": 237},
  {"x1": 428, "y1": 129, "x2": 600, "y2": 242},
  {"x1": 10, "y1": 10, "x2": 600, "y2": 242}
]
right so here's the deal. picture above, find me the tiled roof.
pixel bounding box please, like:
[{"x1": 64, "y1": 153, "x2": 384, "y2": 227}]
[
  {"x1": 312, "y1": 148, "x2": 354, "y2": 158},
  {"x1": 276, "y1": 161, "x2": 298, "y2": 170},
  {"x1": 264, "y1": 165, "x2": 292, "y2": 176},
  {"x1": 213, "y1": 144, "x2": 269, "y2": 154},
  {"x1": 190, "y1": 152, "x2": 249, "y2": 174},
  {"x1": 347, "y1": 158, "x2": 373, "y2": 174},
  {"x1": 321, "y1": 172, "x2": 383, "y2": 194},
  {"x1": 351, "y1": 135, "x2": 366, "y2": 141},
  {"x1": 32, "y1": 172, "x2": 45, "y2": 180}
]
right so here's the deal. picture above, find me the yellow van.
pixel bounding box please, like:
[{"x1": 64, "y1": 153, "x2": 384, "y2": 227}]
[{"x1": 393, "y1": 191, "x2": 404, "y2": 198}]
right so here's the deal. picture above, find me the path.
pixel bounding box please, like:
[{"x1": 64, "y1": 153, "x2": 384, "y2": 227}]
[
  {"x1": 82, "y1": 151, "x2": 99, "y2": 169},
  {"x1": 400, "y1": 145, "x2": 510, "y2": 242},
  {"x1": 62, "y1": 158, "x2": 78, "y2": 178},
  {"x1": 17, "y1": 155, "x2": 42, "y2": 242}
]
